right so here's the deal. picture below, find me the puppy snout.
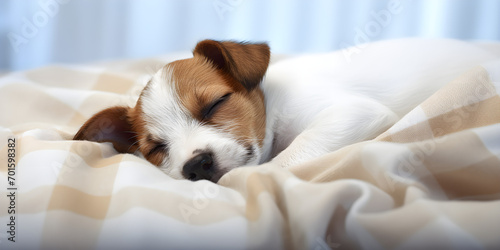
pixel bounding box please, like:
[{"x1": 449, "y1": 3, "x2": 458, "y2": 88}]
[{"x1": 182, "y1": 153, "x2": 214, "y2": 181}]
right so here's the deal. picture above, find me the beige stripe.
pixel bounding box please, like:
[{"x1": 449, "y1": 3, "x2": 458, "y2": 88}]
[
  {"x1": 289, "y1": 144, "x2": 364, "y2": 182},
  {"x1": 41, "y1": 185, "x2": 109, "y2": 249},
  {"x1": 421, "y1": 66, "x2": 496, "y2": 118},
  {"x1": 93, "y1": 73, "x2": 136, "y2": 94},
  {"x1": 0, "y1": 84, "x2": 81, "y2": 127},
  {"x1": 359, "y1": 200, "x2": 500, "y2": 249},
  {"x1": 46, "y1": 185, "x2": 111, "y2": 219},
  {"x1": 416, "y1": 131, "x2": 500, "y2": 199},
  {"x1": 427, "y1": 95, "x2": 500, "y2": 137},
  {"x1": 97, "y1": 59, "x2": 167, "y2": 76},
  {"x1": 67, "y1": 141, "x2": 121, "y2": 169},
  {"x1": 244, "y1": 172, "x2": 288, "y2": 221},
  {"x1": 1, "y1": 138, "x2": 124, "y2": 175},
  {"x1": 67, "y1": 112, "x2": 88, "y2": 128},
  {"x1": 2, "y1": 186, "x2": 53, "y2": 215},
  {"x1": 430, "y1": 156, "x2": 500, "y2": 199},
  {"x1": 379, "y1": 65, "x2": 498, "y2": 143},
  {"x1": 52, "y1": 143, "x2": 122, "y2": 195},
  {"x1": 290, "y1": 143, "x2": 408, "y2": 206},
  {"x1": 382, "y1": 96, "x2": 500, "y2": 143},
  {"x1": 242, "y1": 172, "x2": 293, "y2": 250},
  {"x1": 68, "y1": 93, "x2": 131, "y2": 127},
  {"x1": 24, "y1": 66, "x2": 99, "y2": 89},
  {"x1": 115, "y1": 59, "x2": 167, "y2": 76},
  {"x1": 387, "y1": 120, "x2": 434, "y2": 143}
]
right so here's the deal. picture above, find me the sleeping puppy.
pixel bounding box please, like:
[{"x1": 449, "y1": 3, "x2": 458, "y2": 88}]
[{"x1": 74, "y1": 39, "x2": 487, "y2": 182}]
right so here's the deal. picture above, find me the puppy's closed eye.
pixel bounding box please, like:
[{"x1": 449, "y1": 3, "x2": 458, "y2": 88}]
[
  {"x1": 201, "y1": 93, "x2": 232, "y2": 120},
  {"x1": 148, "y1": 142, "x2": 169, "y2": 157},
  {"x1": 146, "y1": 135, "x2": 169, "y2": 157}
]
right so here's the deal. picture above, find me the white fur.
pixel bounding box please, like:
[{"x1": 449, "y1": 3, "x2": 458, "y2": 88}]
[{"x1": 259, "y1": 39, "x2": 496, "y2": 167}]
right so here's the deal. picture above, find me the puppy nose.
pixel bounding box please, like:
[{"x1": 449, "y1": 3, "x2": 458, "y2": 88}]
[{"x1": 182, "y1": 153, "x2": 214, "y2": 181}]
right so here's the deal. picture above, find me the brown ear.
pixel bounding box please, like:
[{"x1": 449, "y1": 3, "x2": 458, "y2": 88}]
[
  {"x1": 73, "y1": 106, "x2": 138, "y2": 154},
  {"x1": 193, "y1": 39, "x2": 270, "y2": 90}
]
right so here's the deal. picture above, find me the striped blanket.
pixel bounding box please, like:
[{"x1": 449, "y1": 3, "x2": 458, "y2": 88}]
[{"x1": 1, "y1": 39, "x2": 500, "y2": 249}]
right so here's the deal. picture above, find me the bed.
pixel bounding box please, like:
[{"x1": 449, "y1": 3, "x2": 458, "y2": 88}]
[{"x1": 1, "y1": 39, "x2": 500, "y2": 249}]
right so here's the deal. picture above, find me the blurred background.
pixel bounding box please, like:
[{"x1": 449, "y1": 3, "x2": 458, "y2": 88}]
[{"x1": 1, "y1": 0, "x2": 499, "y2": 72}]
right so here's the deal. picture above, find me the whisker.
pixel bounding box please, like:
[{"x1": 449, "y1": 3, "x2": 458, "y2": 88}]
[
  {"x1": 133, "y1": 143, "x2": 144, "y2": 155},
  {"x1": 127, "y1": 140, "x2": 141, "y2": 153},
  {"x1": 127, "y1": 133, "x2": 141, "y2": 140}
]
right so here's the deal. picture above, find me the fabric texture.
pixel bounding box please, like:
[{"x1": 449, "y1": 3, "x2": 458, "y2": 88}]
[{"x1": 1, "y1": 39, "x2": 500, "y2": 249}]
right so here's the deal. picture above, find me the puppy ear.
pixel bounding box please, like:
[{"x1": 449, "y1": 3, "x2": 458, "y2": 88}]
[
  {"x1": 73, "y1": 106, "x2": 138, "y2": 154},
  {"x1": 193, "y1": 39, "x2": 270, "y2": 90}
]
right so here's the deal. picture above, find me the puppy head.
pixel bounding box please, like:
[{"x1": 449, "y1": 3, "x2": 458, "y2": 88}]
[{"x1": 74, "y1": 40, "x2": 270, "y2": 182}]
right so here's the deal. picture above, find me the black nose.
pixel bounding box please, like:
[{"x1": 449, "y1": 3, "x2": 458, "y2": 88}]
[{"x1": 182, "y1": 153, "x2": 214, "y2": 181}]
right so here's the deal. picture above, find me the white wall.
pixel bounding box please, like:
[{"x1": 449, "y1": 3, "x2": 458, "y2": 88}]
[{"x1": 1, "y1": 0, "x2": 499, "y2": 71}]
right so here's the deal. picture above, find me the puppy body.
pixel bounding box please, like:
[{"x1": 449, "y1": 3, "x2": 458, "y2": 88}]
[
  {"x1": 75, "y1": 39, "x2": 495, "y2": 182},
  {"x1": 261, "y1": 39, "x2": 495, "y2": 169}
]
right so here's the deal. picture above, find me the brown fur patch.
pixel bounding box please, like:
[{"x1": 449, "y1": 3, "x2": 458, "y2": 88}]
[
  {"x1": 170, "y1": 55, "x2": 267, "y2": 147},
  {"x1": 73, "y1": 106, "x2": 138, "y2": 154},
  {"x1": 193, "y1": 40, "x2": 270, "y2": 90},
  {"x1": 128, "y1": 100, "x2": 168, "y2": 166}
]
